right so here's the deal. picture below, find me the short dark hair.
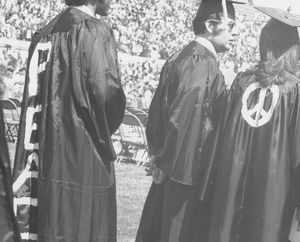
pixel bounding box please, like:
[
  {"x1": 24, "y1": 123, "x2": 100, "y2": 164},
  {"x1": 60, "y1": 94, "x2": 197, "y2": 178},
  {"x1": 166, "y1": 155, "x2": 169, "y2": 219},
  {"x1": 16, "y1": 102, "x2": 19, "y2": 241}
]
[
  {"x1": 193, "y1": 0, "x2": 235, "y2": 35},
  {"x1": 65, "y1": 0, "x2": 87, "y2": 6},
  {"x1": 193, "y1": 19, "x2": 221, "y2": 35},
  {"x1": 192, "y1": 19, "x2": 207, "y2": 35}
]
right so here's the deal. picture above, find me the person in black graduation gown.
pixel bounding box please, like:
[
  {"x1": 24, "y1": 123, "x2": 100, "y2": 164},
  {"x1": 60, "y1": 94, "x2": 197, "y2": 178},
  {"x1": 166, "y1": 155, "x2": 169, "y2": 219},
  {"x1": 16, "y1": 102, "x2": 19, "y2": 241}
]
[
  {"x1": 12, "y1": 0, "x2": 125, "y2": 241},
  {"x1": 135, "y1": 0, "x2": 241, "y2": 241},
  {"x1": 0, "y1": 77, "x2": 20, "y2": 242},
  {"x1": 203, "y1": 7, "x2": 300, "y2": 242}
]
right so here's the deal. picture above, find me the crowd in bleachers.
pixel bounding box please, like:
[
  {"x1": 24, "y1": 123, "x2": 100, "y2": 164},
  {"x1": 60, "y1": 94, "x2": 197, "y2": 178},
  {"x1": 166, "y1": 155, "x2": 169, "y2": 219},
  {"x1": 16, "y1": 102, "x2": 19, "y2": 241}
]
[
  {"x1": 119, "y1": 58, "x2": 164, "y2": 107},
  {"x1": 0, "y1": 0, "x2": 65, "y2": 40},
  {"x1": 0, "y1": 0, "x2": 268, "y2": 106},
  {"x1": 108, "y1": 0, "x2": 195, "y2": 58},
  {"x1": 219, "y1": 14, "x2": 265, "y2": 73}
]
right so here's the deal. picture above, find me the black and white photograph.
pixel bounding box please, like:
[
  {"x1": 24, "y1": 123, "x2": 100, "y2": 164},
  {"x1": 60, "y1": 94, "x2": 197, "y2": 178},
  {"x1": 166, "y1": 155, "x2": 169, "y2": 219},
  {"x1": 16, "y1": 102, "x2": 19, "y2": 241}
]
[{"x1": 1, "y1": 0, "x2": 300, "y2": 241}]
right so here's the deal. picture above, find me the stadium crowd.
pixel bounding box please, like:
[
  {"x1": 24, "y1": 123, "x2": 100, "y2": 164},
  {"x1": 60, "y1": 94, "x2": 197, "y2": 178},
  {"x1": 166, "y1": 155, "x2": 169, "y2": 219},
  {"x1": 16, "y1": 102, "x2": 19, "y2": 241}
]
[{"x1": 0, "y1": 0, "x2": 268, "y2": 106}]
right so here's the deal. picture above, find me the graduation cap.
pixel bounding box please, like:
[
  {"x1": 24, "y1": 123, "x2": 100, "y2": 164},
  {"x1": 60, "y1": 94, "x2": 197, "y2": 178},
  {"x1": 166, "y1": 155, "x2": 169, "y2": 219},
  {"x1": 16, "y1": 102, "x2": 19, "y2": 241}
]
[
  {"x1": 194, "y1": 0, "x2": 246, "y2": 23},
  {"x1": 192, "y1": 0, "x2": 247, "y2": 35},
  {"x1": 255, "y1": 6, "x2": 300, "y2": 27},
  {"x1": 255, "y1": 7, "x2": 300, "y2": 58}
]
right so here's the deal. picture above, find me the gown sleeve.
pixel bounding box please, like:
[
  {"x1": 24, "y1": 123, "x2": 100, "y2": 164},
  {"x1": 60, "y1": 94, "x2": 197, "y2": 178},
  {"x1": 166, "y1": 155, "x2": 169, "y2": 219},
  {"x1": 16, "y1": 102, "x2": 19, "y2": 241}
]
[
  {"x1": 70, "y1": 20, "x2": 126, "y2": 162},
  {"x1": 197, "y1": 73, "x2": 243, "y2": 201},
  {"x1": 148, "y1": 55, "x2": 225, "y2": 185},
  {"x1": 289, "y1": 84, "x2": 300, "y2": 205}
]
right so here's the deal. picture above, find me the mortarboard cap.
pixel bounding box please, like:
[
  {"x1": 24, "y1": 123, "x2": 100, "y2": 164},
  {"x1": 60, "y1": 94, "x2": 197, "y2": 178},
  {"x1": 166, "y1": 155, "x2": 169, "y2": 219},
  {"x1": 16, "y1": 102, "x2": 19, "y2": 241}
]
[
  {"x1": 192, "y1": 0, "x2": 247, "y2": 35},
  {"x1": 255, "y1": 6, "x2": 300, "y2": 59},
  {"x1": 195, "y1": 0, "x2": 235, "y2": 22},
  {"x1": 255, "y1": 6, "x2": 300, "y2": 27},
  {"x1": 194, "y1": 0, "x2": 246, "y2": 23},
  {"x1": 230, "y1": 0, "x2": 248, "y2": 3}
]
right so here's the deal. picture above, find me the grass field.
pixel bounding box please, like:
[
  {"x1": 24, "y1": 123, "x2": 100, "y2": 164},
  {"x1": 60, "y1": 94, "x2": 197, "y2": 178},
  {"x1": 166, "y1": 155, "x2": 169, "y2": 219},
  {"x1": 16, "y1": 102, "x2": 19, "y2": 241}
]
[
  {"x1": 115, "y1": 161, "x2": 152, "y2": 241},
  {"x1": 8, "y1": 142, "x2": 152, "y2": 242}
]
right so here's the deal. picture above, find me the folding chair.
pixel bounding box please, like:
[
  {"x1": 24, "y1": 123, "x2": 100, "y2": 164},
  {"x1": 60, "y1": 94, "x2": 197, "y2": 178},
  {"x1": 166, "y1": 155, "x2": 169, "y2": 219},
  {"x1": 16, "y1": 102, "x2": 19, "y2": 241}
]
[
  {"x1": 1, "y1": 99, "x2": 20, "y2": 142},
  {"x1": 118, "y1": 111, "x2": 149, "y2": 166},
  {"x1": 111, "y1": 128, "x2": 123, "y2": 163},
  {"x1": 9, "y1": 98, "x2": 22, "y2": 119},
  {"x1": 126, "y1": 107, "x2": 149, "y2": 126},
  {"x1": 125, "y1": 106, "x2": 136, "y2": 113},
  {"x1": 9, "y1": 98, "x2": 22, "y2": 108}
]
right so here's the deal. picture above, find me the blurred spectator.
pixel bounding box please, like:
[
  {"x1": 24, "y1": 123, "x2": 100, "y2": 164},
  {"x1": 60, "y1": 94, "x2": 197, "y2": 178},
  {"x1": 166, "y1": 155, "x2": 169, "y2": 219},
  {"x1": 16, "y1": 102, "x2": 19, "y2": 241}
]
[
  {"x1": 159, "y1": 48, "x2": 169, "y2": 59},
  {"x1": 0, "y1": 0, "x2": 269, "y2": 104}
]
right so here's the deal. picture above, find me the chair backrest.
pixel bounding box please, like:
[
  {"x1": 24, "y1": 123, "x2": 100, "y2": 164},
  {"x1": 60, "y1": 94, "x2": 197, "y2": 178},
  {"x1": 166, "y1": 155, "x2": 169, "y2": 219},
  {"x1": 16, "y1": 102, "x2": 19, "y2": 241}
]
[
  {"x1": 9, "y1": 98, "x2": 22, "y2": 108},
  {"x1": 1, "y1": 99, "x2": 20, "y2": 120},
  {"x1": 135, "y1": 112, "x2": 148, "y2": 126},
  {"x1": 126, "y1": 107, "x2": 148, "y2": 126},
  {"x1": 142, "y1": 116, "x2": 148, "y2": 126},
  {"x1": 122, "y1": 112, "x2": 144, "y2": 128},
  {"x1": 121, "y1": 112, "x2": 147, "y2": 144},
  {"x1": 126, "y1": 106, "x2": 147, "y2": 115},
  {"x1": 126, "y1": 106, "x2": 136, "y2": 113}
]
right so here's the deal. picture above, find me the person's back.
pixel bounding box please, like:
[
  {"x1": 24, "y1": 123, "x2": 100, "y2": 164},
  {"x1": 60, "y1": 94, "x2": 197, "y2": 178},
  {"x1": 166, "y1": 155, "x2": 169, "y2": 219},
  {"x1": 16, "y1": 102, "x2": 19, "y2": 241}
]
[
  {"x1": 205, "y1": 9, "x2": 300, "y2": 242},
  {"x1": 146, "y1": 39, "x2": 223, "y2": 185},
  {"x1": 12, "y1": 1, "x2": 125, "y2": 241},
  {"x1": 136, "y1": 1, "x2": 242, "y2": 241}
]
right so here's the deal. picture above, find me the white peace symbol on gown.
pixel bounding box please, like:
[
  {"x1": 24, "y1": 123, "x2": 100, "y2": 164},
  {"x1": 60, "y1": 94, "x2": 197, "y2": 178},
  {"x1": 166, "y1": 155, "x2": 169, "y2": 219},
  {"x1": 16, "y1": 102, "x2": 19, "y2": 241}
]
[{"x1": 241, "y1": 82, "x2": 280, "y2": 128}]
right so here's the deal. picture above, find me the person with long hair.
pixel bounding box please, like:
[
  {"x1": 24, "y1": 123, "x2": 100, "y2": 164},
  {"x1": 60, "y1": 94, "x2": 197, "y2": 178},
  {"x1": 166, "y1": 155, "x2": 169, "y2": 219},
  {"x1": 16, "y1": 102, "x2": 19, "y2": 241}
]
[
  {"x1": 202, "y1": 7, "x2": 300, "y2": 242},
  {"x1": 12, "y1": 0, "x2": 125, "y2": 241}
]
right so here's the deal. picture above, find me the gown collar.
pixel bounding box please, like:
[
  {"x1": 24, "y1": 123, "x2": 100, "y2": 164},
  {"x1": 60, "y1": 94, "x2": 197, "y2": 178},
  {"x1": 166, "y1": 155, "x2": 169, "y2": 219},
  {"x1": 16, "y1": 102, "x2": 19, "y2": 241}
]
[
  {"x1": 194, "y1": 36, "x2": 218, "y2": 60},
  {"x1": 73, "y1": 5, "x2": 95, "y2": 18}
]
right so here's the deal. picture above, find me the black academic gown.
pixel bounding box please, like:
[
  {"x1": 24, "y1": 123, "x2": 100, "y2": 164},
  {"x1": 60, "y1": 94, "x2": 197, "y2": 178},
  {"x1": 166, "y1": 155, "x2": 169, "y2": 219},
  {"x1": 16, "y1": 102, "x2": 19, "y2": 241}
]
[
  {"x1": 206, "y1": 72, "x2": 300, "y2": 242},
  {"x1": 12, "y1": 8, "x2": 125, "y2": 242},
  {"x1": 0, "y1": 105, "x2": 20, "y2": 242},
  {"x1": 136, "y1": 41, "x2": 226, "y2": 242}
]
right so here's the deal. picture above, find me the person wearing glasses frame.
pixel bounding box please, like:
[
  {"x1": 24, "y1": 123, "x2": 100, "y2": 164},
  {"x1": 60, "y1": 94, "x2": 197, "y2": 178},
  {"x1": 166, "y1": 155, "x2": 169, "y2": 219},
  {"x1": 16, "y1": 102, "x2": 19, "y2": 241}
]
[{"x1": 136, "y1": 0, "x2": 244, "y2": 241}]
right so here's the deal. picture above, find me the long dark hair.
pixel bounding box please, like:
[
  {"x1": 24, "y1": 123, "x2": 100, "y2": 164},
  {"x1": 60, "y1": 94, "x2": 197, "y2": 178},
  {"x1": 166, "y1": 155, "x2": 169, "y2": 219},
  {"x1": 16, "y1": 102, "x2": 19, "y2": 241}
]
[{"x1": 251, "y1": 19, "x2": 300, "y2": 87}]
